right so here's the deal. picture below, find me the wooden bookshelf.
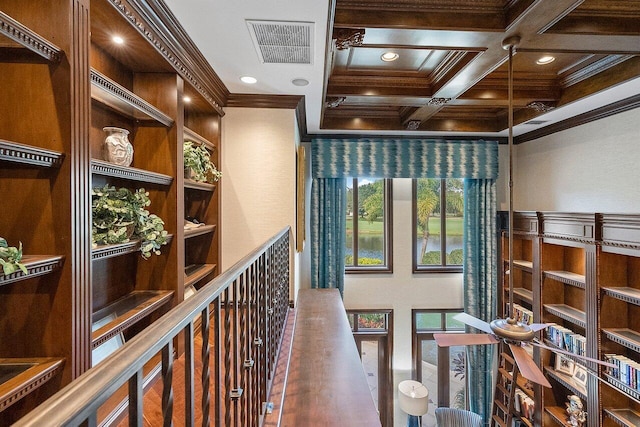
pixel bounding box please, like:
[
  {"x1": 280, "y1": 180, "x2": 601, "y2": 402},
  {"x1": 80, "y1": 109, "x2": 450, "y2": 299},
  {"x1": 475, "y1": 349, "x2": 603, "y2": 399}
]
[
  {"x1": 184, "y1": 224, "x2": 216, "y2": 239},
  {"x1": 91, "y1": 159, "x2": 173, "y2": 186},
  {"x1": 544, "y1": 304, "x2": 586, "y2": 329},
  {"x1": 543, "y1": 270, "x2": 586, "y2": 289},
  {"x1": 0, "y1": 358, "x2": 64, "y2": 412},
  {"x1": 0, "y1": 140, "x2": 64, "y2": 168},
  {"x1": 184, "y1": 179, "x2": 216, "y2": 191},
  {"x1": 0, "y1": 11, "x2": 61, "y2": 62},
  {"x1": 184, "y1": 263, "x2": 217, "y2": 288},
  {"x1": 604, "y1": 408, "x2": 640, "y2": 427},
  {"x1": 184, "y1": 127, "x2": 215, "y2": 151},
  {"x1": 91, "y1": 290, "x2": 174, "y2": 349},
  {"x1": 0, "y1": 255, "x2": 64, "y2": 286},
  {"x1": 545, "y1": 406, "x2": 570, "y2": 426}
]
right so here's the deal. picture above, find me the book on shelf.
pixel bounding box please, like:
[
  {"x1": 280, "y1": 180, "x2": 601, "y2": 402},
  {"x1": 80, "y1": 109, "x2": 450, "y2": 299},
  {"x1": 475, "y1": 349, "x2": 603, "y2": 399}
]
[
  {"x1": 514, "y1": 388, "x2": 535, "y2": 420},
  {"x1": 512, "y1": 304, "x2": 533, "y2": 325},
  {"x1": 605, "y1": 354, "x2": 640, "y2": 390},
  {"x1": 546, "y1": 323, "x2": 586, "y2": 356}
]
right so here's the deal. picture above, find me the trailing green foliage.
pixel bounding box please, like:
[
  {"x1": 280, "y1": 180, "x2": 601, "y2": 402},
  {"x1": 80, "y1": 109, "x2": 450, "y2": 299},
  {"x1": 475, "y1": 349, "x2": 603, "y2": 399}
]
[
  {"x1": 0, "y1": 237, "x2": 27, "y2": 275},
  {"x1": 183, "y1": 141, "x2": 222, "y2": 183},
  {"x1": 345, "y1": 255, "x2": 383, "y2": 265},
  {"x1": 421, "y1": 249, "x2": 463, "y2": 265},
  {"x1": 92, "y1": 185, "x2": 169, "y2": 259}
]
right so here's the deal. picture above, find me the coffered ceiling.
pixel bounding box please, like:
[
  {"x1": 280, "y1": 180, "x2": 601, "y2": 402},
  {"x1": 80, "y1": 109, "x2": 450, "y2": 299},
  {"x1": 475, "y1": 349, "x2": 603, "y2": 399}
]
[
  {"x1": 165, "y1": 0, "x2": 640, "y2": 140},
  {"x1": 324, "y1": 0, "x2": 640, "y2": 137}
]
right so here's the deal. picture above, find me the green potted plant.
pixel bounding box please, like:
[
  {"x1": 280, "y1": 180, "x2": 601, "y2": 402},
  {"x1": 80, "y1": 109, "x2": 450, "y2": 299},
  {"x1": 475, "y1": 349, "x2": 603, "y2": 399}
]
[
  {"x1": 183, "y1": 141, "x2": 222, "y2": 183},
  {"x1": 0, "y1": 237, "x2": 27, "y2": 275},
  {"x1": 92, "y1": 185, "x2": 169, "y2": 259}
]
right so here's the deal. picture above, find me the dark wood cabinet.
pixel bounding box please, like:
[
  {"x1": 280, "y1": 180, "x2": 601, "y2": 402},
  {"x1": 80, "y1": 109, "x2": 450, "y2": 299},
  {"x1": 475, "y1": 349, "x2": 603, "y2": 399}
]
[{"x1": 0, "y1": 0, "x2": 225, "y2": 423}]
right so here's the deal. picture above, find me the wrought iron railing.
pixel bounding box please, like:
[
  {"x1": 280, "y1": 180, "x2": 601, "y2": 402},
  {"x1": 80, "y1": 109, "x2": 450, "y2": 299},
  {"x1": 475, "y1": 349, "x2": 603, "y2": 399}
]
[{"x1": 16, "y1": 227, "x2": 291, "y2": 427}]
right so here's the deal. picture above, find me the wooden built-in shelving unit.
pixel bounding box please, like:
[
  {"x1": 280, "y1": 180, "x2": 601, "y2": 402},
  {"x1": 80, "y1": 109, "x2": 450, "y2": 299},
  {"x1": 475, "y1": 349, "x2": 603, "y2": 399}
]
[
  {"x1": 0, "y1": 1, "x2": 224, "y2": 422},
  {"x1": 499, "y1": 212, "x2": 640, "y2": 427}
]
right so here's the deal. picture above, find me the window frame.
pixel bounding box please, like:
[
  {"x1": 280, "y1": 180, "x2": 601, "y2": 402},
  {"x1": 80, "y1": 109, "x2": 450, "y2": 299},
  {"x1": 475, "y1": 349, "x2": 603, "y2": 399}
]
[
  {"x1": 412, "y1": 309, "x2": 467, "y2": 411},
  {"x1": 412, "y1": 178, "x2": 464, "y2": 273},
  {"x1": 345, "y1": 177, "x2": 393, "y2": 274}
]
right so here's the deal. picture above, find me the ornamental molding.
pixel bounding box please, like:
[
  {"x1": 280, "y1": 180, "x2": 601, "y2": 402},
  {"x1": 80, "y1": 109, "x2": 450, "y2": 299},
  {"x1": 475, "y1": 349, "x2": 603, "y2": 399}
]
[
  {"x1": 405, "y1": 120, "x2": 421, "y2": 130},
  {"x1": 0, "y1": 11, "x2": 62, "y2": 62},
  {"x1": 334, "y1": 28, "x2": 365, "y2": 50},
  {"x1": 108, "y1": 0, "x2": 225, "y2": 114},
  {"x1": 325, "y1": 97, "x2": 346, "y2": 108},
  {"x1": 527, "y1": 101, "x2": 555, "y2": 112},
  {"x1": 427, "y1": 98, "x2": 451, "y2": 106}
]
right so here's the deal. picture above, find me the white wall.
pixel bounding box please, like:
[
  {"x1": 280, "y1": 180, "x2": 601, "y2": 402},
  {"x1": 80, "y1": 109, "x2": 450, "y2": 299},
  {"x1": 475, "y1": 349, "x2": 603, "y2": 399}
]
[
  {"x1": 513, "y1": 107, "x2": 640, "y2": 212},
  {"x1": 220, "y1": 107, "x2": 298, "y2": 277},
  {"x1": 343, "y1": 178, "x2": 464, "y2": 426}
]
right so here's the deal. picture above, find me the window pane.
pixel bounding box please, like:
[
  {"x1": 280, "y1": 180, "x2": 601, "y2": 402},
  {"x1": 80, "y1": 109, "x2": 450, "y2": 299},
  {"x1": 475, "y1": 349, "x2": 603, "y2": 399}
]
[
  {"x1": 445, "y1": 179, "x2": 464, "y2": 266},
  {"x1": 356, "y1": 178, "x2": 385, "y2": 265},
  {"x1": 445, "y1": 312, "x2": 465, "y2": 330},
  {"x1": 357, "y1": 313, "x2": 386, "y2": 330},
  {"x1": 449, "y1": 347, "x2": 466, "y2": 409},
  {"x1": 361, "y1": 340, "x2": 379, "y2": 410},
  {"x1": 416, "y1": 179, "x2": 442, "y2": 266},
  {"x1": 416, "y1": 312, "x2": 442, "y2": 330},
  {"x1": 345, "y1": 178, "x2": 354, "y2": 266},
  {"x1": 420, "y1": 340, "x2": 438, "y2": 427}
]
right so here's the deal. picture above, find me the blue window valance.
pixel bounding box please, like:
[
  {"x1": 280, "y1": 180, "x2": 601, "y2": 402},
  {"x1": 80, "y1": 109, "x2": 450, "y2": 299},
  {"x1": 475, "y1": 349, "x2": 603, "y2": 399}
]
[{"x1": 312, "y1": 138, "x2": 499, "y2": 179}]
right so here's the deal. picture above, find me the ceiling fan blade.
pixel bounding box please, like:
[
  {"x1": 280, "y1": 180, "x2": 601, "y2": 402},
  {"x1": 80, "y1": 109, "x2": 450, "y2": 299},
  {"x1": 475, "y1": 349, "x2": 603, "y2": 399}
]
[
  {"x1": 453, "y1": 312, "x2": 493, "y2": 334},
  {"x1": 529, "y1": 323, "x2": 550, "y2": 332},
  {"x1": 509, "y1": 343, "x2": 552, "y2": 388},
  {"x1": 434, "y1": 333, "x2": 498, "y2": 347},
  {"x1": 530, "y1": 341, "x2": 617, "y2": 369}
]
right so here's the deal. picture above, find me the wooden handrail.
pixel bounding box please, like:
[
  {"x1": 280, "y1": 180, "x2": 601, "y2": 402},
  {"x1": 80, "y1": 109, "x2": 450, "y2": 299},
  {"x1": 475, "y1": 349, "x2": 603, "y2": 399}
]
[{"x1": 16, "y1": 227, "x2": 292, "y2": 427}]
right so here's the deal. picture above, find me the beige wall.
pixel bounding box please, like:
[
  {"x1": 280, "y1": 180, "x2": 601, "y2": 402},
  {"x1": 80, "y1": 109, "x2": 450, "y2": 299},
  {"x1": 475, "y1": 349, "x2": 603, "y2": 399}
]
[
  {"x1": 513, "y1": 107, "x2": 640, "y2": 212},
  {"x1": 220, "y1": 107, "x2": 298, "y2": 276}
]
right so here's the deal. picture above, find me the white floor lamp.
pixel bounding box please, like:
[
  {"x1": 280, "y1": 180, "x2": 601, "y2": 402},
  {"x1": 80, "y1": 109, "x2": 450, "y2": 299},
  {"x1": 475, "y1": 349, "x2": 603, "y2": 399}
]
[{"x1": 398, "y1": 380, "x2": 429, "y2": 427}]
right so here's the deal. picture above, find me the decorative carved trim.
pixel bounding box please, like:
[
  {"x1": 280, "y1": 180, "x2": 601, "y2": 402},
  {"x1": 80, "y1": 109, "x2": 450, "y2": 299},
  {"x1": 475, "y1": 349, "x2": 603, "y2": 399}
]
[
  {"x1": 527, "y1": 101, "x2": 555, "y2": 112},
  {"x1": 562, "y1": 55, "x2": 634, "y2": 88},
  {"x1": 0, "y1": 140, "x2": 64, "y2": 168},
  {"x1": 427, "y1": 98, "x2": 451, "y2": 106},
  {"x1": 90, "y1": 69, "x2": 173, "y2": 126},
  {"x1": 0, "y1": 255, "x2": 65, "y2": 286},
  {"x1": 0, "y1": 11, "x2": 62, "y2": 62},
  {"x1": 405, "y1": 120, "x2": 421, "y2": 130},
  {"x1": 91, "y1": 235, "x2": 173, "y2": 261},
  {"x1": 542, "y1": 233, "x2": 595, "y2": 245},
  {"x1": 602, "y1": 288, "x2": 640, "y2": 307},
  {"x1": 107, "y1": 0, "x2": 226, "y2": 114},
  {"x1": 600, "y1": 241, "x2": 640, "y2": 251},
  {"x1": 325, "y1": 97, "x2": 346, "y2": 108},
  {"x1": 0, "y1": 359, "x2": 64, "y2": 412},
  {"x1": 91, "y1": 159, "x2": 173, "y2": 186},
  {"x1": 605, "y1": 374, "x2": 640, "y2": 402},
  {"x1": 334, "y1": 28, "x2": 365, "y2": 50}
]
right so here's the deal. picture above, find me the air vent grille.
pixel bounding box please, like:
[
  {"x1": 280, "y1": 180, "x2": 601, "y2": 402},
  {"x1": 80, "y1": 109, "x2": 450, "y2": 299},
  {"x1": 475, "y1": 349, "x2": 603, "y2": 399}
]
[{"x1": 247, "y1": 20, "x2": 313, "y2": 64}]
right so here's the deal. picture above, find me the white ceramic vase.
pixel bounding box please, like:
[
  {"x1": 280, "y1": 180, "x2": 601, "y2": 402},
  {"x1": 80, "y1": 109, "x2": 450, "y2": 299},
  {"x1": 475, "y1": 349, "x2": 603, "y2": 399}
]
[{"x1": 103, "y1": 126, "x2": 133, "y2": 167}]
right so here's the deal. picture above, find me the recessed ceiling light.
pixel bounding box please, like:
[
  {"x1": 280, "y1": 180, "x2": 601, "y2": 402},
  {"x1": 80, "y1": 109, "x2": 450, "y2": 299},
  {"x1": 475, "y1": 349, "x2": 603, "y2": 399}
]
[
  {"x1": 292, "y1": 78, "x2": 309, "y2": 86},
  {"x1": 183, "y1": 96, "x2": 191, "y2": 103},
  {"x1": 112, "y1": 35, "x2": 124, "y2": 45},
  {"x1": 536, "y1": 55, "x2": 555, "y2": 65},
  {"x1": 381, "y1": 52, "x2": 399, "y2": 62},
  {"x1": 240, "y1": 76, "x2": 257, "y2": 84}
]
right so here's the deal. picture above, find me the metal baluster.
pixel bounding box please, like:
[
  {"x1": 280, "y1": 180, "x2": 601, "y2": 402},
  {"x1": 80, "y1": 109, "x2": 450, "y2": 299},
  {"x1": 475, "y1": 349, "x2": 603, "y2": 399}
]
[
  {"x1": 224, "y1": 287, "x2": 232, "y2": 426},
  {"x1": 214, "y1": 298, "x2": 221, "y2": 427},
  {"x1": 129, "y1": 370, "x2": 143, "y2": 426},
  {"x1": 239, "y1": 270, "x2": 249, "y2": 427},
  {"x1": 201, "y1": 305, "x2": 211, "y2": 427},
  {"x1": 185, "y1": 322, "x2": 195, "y2": 427},
  {"x1": 162, "y1": 340, "x2": 174, "y2": 427},
  {"x1": 250, "y1": 262, "x2": 259, "y2": 427}
]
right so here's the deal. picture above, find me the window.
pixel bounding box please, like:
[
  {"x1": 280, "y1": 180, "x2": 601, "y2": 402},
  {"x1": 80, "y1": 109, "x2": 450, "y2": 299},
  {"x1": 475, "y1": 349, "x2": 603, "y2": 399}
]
[
  {"x1": 412, "y1": 309, "x2": 467, "y2": 427},
  {"x1": 345, "y1": 178, "x2": 392, "y2": 272},
  {"x1": 413, "y1": 178, "x2": 464, "y2": 272},
  {"x1": 347, "y1": 310, "x2": 393, "y2": 427}
]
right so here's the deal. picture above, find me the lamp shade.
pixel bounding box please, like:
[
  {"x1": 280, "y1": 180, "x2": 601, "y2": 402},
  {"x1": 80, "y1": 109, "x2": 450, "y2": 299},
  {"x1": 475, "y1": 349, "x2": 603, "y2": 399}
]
[{"x1": 398, "y1": 380, "x2": 429, "y2": 416}]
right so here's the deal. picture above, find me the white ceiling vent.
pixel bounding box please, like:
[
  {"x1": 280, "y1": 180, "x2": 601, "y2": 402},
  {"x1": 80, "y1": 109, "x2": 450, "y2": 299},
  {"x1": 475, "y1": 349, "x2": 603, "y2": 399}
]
[{"x1": 246, "y1": 20, "x2": 313, "y2": 64}]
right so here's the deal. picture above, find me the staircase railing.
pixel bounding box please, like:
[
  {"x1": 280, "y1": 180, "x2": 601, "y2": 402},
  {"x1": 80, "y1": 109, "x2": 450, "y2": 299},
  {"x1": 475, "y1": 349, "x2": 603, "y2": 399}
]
[{"x1": 16, "y1": 227, "x2": 292, "y2": 427}]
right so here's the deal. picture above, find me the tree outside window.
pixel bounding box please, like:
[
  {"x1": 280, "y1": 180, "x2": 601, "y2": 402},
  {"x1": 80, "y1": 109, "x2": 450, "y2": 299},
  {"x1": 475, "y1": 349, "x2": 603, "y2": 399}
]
[
  {"x1": 413, "y1": 178, "x2": 464, "y2": 272},
  {"x1": 345, "y1": 178, "x2": 392, "y2": 272}
]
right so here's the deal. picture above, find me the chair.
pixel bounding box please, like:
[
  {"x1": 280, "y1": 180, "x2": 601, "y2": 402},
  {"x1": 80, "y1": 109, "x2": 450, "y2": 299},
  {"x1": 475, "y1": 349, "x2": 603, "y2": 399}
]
[{"x1": 435, "y1": 407, "x2": 482, "y2": 427}]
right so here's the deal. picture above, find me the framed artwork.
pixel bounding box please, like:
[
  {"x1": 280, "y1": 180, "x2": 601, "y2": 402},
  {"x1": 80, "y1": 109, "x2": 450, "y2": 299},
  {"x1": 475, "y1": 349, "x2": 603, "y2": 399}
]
[
  {"x1": 572, "y1": 364, "x2": 588, "y2": 386},
  {"x1": 555, "y1": 354, "x2": 576, "y2": 376},
  {"x1": 296, "y1": 145, "x2": 306, "y2": 252}
]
